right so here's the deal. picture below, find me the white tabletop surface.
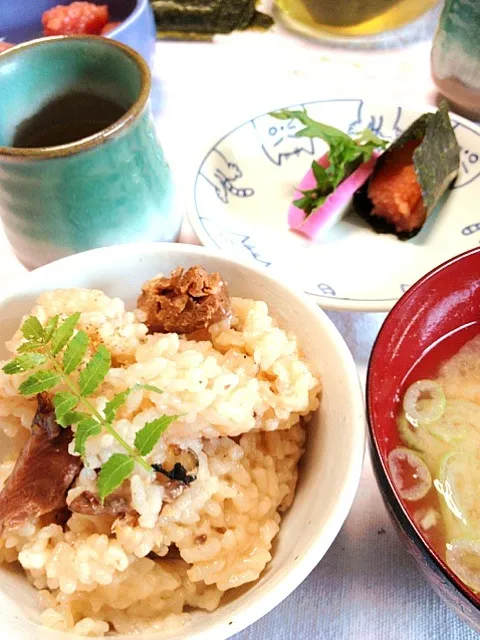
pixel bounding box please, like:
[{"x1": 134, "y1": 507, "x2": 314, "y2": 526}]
[{"x1": 1, "y1": 5, "x2": 479, "y2": 638}]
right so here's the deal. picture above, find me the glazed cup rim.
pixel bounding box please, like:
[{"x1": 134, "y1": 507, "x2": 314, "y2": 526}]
[
  {"x1": 366, "y1": 245, "x2": 480, "y2": 609},
  {"x1": 0, "y1": 35, "x2": 151, "y2": 160}
]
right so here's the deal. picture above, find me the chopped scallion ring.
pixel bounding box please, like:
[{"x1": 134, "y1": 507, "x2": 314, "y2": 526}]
[
  {"x1": 388, "y1": 446, "x2": 432, "y2": 501},
  {"x1": 403, "y1": 379, "x2": 446, "y2": 428}
]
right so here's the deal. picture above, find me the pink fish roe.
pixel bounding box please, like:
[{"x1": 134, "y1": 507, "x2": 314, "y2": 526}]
[{"x1": 42, "y1": 2, "x2": 109, "y2": 36}]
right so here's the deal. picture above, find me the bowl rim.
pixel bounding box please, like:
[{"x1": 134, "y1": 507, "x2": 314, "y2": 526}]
[
  {"x1": 0, "y1": 241, "x2": 366, "y2": 640},
  {"x1": 366, "y1": 244, "x2": 480, "y2": 609},
  {"x1": 107, "y1": 0, "x2": 150, "y2": 37}
]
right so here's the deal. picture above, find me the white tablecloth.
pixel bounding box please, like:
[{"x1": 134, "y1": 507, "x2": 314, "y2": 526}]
[{"x1": 1, "y1": 8, "x2": 479, "y2": 638}]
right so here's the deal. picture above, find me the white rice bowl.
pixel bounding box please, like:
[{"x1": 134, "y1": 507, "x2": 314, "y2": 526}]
[{"x1": 0, "y1": 243, "x2": 365, "y2": 640}]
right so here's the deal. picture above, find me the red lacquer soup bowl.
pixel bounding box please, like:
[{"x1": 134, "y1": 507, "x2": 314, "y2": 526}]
[{"x1": 367, "y1": 246, "x2": 480, "y2": 632}]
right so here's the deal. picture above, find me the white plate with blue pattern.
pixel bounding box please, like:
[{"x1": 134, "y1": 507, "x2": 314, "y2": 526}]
[{"x1": 188, "y1": 98, "x2": 480, "y2": 312}]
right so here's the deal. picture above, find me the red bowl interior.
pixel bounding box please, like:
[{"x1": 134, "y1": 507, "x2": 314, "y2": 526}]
[{"x1": 367, "y1": 245, "x2": 480, "y2": 602}]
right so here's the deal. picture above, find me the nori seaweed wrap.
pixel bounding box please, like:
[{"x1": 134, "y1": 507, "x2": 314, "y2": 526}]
[
  {"x1": 353, "y1": 102, "x2": 460, "y2": 239},
  {"x1": 149, "y1": 0, "x2": 273, "y2": 38}
]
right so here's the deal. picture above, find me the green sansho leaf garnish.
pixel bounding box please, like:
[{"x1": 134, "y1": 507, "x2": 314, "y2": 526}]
[
  {"x1": 57, "y1": 410, "x2": 90, "y2": 429},
  {"x1": 104, "y1": 389, "x2": 133, "y2": 423},
  {"x1": 63, "y1": 330, "x2": 89, "y2": 375},
  {"x1": 78, "y1": 344, "x2": 111, "y2": 397},
  {"x1": 2, "y1": 314, "x2": 177, "y2": 499},
  {"x1": 19, "y1": 370, "x2": 60, "y2": 395},
  {"x1": 44, "y1": 315, "x2": 60, "y2": 343},
  {"x1": 54, "y1": 392, "x2": 78, "y2": 423},
  {"x1": 270, "y1": 108, "x2": 388, "y2": 216},
  {"x1": 2, "y1": 352, "x2": 47, "y2": 375},
  {"x1": 17, "y1": 341, "x2": 43, "y2": 354},
  {"x1": 20, "y1": 316, "x2": 44, "y2": 341},
  {"x1": 51, "y1": 312, "x2": 81, "y2": 355},
  {"x1": 103, "y1": 383, "x2": 163, "y2": 423},
  {"x1": 75, "y1": 418, "x2": 102, "y2": 457},
  {"x1": 98, "y1": 454, "x2": 135, "y2": 501},
  {"x1": 135, "y1": 415, "x2": 179, "y2": 456},
  {"x1": 140, "y1": 383, "x2": 164, "y2": 395}
]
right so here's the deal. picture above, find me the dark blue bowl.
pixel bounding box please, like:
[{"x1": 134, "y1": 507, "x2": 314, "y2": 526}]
[{"x1": 0, "y1": 0, "x2": 156, "y2": 68}]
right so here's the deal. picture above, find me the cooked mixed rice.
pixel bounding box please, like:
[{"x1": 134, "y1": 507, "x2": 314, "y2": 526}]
[{"x1": 0, "y1": 278, "x2": 320, "y2": 636}]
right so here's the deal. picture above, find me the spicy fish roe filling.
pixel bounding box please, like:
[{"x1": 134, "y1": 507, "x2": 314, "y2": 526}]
[
  {"x1": 368, "y1": 139, "x2": 424, "y2": 234},
  {"x1": 42, "y1": 2, "x2": 109, "y2": 36}
]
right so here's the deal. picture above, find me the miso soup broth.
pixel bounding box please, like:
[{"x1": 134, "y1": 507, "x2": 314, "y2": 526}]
[{"x1": 390, "y1": 322, "x2": 480, "y2": 593}]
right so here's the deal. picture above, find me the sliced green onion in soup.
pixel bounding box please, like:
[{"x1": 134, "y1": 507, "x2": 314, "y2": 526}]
[
  {"x1": 397, "y1": 413, "x2": 424, "y2": 451},
  {"x1": 428, "y1": 399, "x2": 480, "y2": 444},
  {"x1": 397, "y1": 413, "x2": 448, "y2": 468},
  {"x1": 434, "y1": 452, "x2": 469, "y2": 525},
  {"x1": 428, "y1": 419, "x2": 466, "y2": 444},
  {"x1": 446, "y1": 539, "x2": 480, "y2": 592},
  {"x1": 403, "y1": 380, "x2": 446, "y2": 428},
  {"x1": 388, "y1": 447, "x2": 432, "y2": 501}
]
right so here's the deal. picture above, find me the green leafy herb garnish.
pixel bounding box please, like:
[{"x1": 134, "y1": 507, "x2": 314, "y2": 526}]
[
  {"x1": 134, "y1": 415, "x2": 179, "y2": 456},
  {"x1": 2, "y1": 314, "x2": 176, "y2": 499},
  {"x1": 19, "y1": 370, "x2": 61, "y2": 395},
  {"x1": 53, "y1": 391, "x2": 78, "y2": 421},
  {"x1": 75, "y1": 418, "x2": 102, "y2": 457},
  {"x1": 104, "y1": 389, "x2": 133, "y2": 423},
  {"x1": 63, "y1": 330, "x2": 89, "y2": 374},
  {"x1": 21, "y1": 316, "x2": 44, "y2": 341},
  {"x1": 78, "y1": 345, "x2": 111, "y2": 397},
  {"x1": 44, "y1": 315, "x2": 60, "y2": 342},
  {"x1": 97, "y1": 453, "x2": 135, "y2": 501},
  {"x1": 2, "y1": 352, "x2": 47, "y2": 375},
  {"x1": 51, "y1": 312, "x2": 81, "y2": 355},
  {"x1": 270, "y1": 109, "x2": 388, "y2": 216}
]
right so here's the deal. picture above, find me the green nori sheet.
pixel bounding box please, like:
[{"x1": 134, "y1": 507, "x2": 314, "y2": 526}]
[
  {"x1": 353, "y1": 102, "x2": 460, "y2": 240},
  {"x1": 149, "y1": 0, "x2": 273, "y2": 37}
]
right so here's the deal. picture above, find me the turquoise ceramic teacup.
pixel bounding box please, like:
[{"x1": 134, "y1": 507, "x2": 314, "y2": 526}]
[{"x1": 0, "y1": 36, "x2": 177, "y2": 270}]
